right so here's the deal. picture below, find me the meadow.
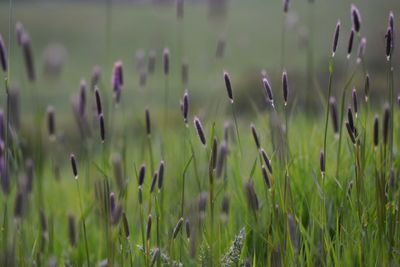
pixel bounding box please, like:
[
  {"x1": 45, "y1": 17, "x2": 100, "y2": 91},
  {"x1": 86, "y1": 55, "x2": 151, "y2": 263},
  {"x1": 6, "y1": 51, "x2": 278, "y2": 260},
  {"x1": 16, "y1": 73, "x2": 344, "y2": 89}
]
[{"x1": 0, "y1": 0, "x2": 400, "y2": 266}]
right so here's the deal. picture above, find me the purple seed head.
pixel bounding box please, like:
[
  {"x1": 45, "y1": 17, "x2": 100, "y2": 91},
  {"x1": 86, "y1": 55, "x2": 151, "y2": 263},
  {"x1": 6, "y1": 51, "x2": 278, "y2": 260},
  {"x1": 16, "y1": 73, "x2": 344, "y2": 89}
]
[
  {"x1": 345, "y1": 122, "x2": 356, "y2": 144},
  {"x1": 122, "y1": 212, "x2": 130, "y2": 238},
  {"x1": 223, "y1": 71, "x2": 234, "y2": 103},
  {"x1": 163, "y1": 48, "x2": 170, "y2": 76},
  {"x1": 383, "y1": 105, "x2": 390, "y2": 145},
  {"x1": 173, "y1": 217, "x2": 184, "y2": 239},
  {"x1": 329, "y1": 97, "x2": 339, "y2": 134},
  {"x1": 70, "y1": 153, "x2": 78, "y2": 178},
  {"x1": 260, "y1": 148, "x2": 273, "y2": 174},
  {"x1": 250, "y1": 124, "x2": 260, "y2": 149},
  {"x1": 0, "y1": 34, "x2": 7, "y2": 72},
  {"x1": 99, "y1": 113, "x2": 105, "y2": 143},
  {"x1": 262, "y1": 77, "x2": 274, "y2": 107},
  {"x1": 109, "y1": 192, "x2": 115, "y2": 215},
  {"x1": 210, "y1": 137, "x2": 218, "y2": 170},
  {"x1": 150, "y1": 172, "x2": 158, "y2": 193},
  {"x1": 347, "y1": 29, "x2": 354, "y2": 58},
  {"x1": 216, "y1": 141, "x2": 228, "y2": 178},
  {"x1": 112, "y1": 61, "x2": 123, "y2": 102},
  {"x1": 244, "y1": 179, "x2": 259, "y2": 211},
  {"x1": 185, "y1": 219, "x2": 190, "y2": 239},
  {"x1": 157, "y1": 160, "x2": 165, "y2": 190},
  {"x1": 94, "y1": 87, "x2": 103, "y2": 116},
  {"x1": 138, "y1": 164, "x2": 146, "y2": 187},
  {"x1": 145, "y1": 107, "x2": 151, "y2": 136},
  {"x1": 282, "y1": 70, "x2": 288, "y2": 106},
  {"x1": 319, "y1": 151, "x2": 325, "y2": 174},
  {"x1": 221, "y1": 192, "x2": 230, "y2": 216},
  {"x1": 386, "y1": 26, "x2": 393, "y2": 60},
  {"x1": 332, "y1": 20, "x2": 340, "y2": 57},
  {"x1": 194, "y1": 116, "x2": 206, "y2": 146},
  {"x1": 146, "y1": 214, "x2": 152, "y2": 240},
  {"x1": 261, "y1": 165, "x2": 271, "y2": 189},
  {"x1": 347, "y1": 107, "x2": 355, "y2": 134},
  {"x1": 364, "y1": 74, "x2": 370, "y2": 102},
  {"x1": 351, "y1": 4, "x2": 361, "y2": 33},
  {"x1": 182, "y1": 90, "x2": 189, "y2": 125},
  {"x1": 373, "y1": 115, "x2": 379, "y2": 148},
  {"x1": 47, "y1": 106, "x2": 56, "y2": 139},
  {"x1": 14, "y1": 189, "x2": 24, "y2": 218}
]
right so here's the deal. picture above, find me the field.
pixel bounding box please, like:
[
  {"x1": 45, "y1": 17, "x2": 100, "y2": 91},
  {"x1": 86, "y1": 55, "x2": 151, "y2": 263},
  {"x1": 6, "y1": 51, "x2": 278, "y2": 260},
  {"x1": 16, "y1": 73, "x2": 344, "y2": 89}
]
[{"x1": 0, "y1": 0, "x2": 400, "y2": 266}]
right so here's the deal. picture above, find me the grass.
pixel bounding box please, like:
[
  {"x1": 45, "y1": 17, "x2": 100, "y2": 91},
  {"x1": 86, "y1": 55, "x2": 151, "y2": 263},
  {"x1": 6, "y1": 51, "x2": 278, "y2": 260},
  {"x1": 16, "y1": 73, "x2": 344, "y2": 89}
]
[{"x1": 1, "y1": 0, "x2": 400, "y2": 266}]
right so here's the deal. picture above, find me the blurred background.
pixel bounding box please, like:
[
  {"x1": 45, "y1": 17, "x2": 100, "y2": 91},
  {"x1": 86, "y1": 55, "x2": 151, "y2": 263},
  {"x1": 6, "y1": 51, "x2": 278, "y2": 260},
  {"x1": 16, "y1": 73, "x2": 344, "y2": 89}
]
[{"x1": 0, "y1": 0, "x2": 398, "y2": 132}]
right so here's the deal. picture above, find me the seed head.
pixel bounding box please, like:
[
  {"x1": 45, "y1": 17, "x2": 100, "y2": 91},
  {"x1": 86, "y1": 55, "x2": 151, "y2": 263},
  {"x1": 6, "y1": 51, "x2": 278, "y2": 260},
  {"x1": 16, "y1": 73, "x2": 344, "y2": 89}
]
[
  {"x1": 383, "y1": 105, "x2": 390, "y2": 145},
  {"x1": 194, "y1": 116, "x2": 206, "y2": 146},
  {"x1": 177, "y1": 0, "x2": 184, "y2": 19},
  {"x1": 373, "y1": 115, "x2": 379, "y2": 148},
  {"x1": 181, "y1": 61, "x2": 189, "y2": 85},
  {"x1": 157, "y1": 160, "x2": 165, "y2": 190},
  {"x1": 262, "y1": 77, "x2": 274, "y2": 107},
  {"x1": 0, "y1": 34, "x2": 7, "y2": 72},
  {"x1": 250, "y1": 124, "x2": 260, "y2": 150},
  {"x1": 185, "y1": 219, "x2": 190, "y2": 239},
  {"x1": 91, "y1": 65, "x2": 101, "y2": 90},
  {"x1": 150, "y1": 172, "x2": 158, "y2": 193},
  {"x1": 332, "y1": 20, "x2": 340, "y2": 57},
  {"x1": 163, "y1": 48, "x2": 170, "y2": 75},
  {"x1": 138, "y1": 164, "x2": 146, "y2": 187},
  {"x1": 78, "y1": 79, "x2": 86, "y2": 117},
  {"x1": 364, "y1": 74, "x2": 370, "y2": 102},
  {"x1": 351, "y1": 4, "x2": 361, "y2": 33},
  {"x1": 282, "y1": 70, "x2": 288, "y2": 106},
  {"x1": 319, "y1": 151, "x2": 325, "y2": 175},
  {"x1": 173, "y1": 217, "x2": 184, "y2": 239},
  {"x1": 216, "y1": 141, "x2": 228, "y2": 178},
  {"x1": 347, "y1": 29, "x2": 354, "y2": 58},
  {"x1": 47, "y1": 106, "x2": 56, "y2": 140},
  {"x1": 68, "y1": 213, "x2": 76, "y2": 247},
  {"x1": 94, "y1": 86, "x2": 102, "y2": 115},
  {"x1": 21, "y1": 32, "x2": 35, "y2": 82},
  {"x1": 345, "y1": 122, "x2": 356, "y2": 144},
  {"x1": 357, "y1": 37, "x2": 367, "y2": 64},
  {"x1": 146, "y1": 214, "x2": 152, "y2": 241},
  {"x1": 145, "y1": 107, "x2": 151, "y2": 136},
  {"x1": 148, "y1": 50, "x2": 156, "y2": 74},
  {"x1": 260, "y1": 148, "x2": 273, "y2": 174},
  {"x1": 122, "y1": 212, "x2": 130, "y2": 238},
  {"x1": 386, "y1": 26, "x2": 393, "y2": 60},
  {"x1": 283, "y1": 0, "x2": 290, "y2": 13},
  {"x1": 352, "y1": 88, "x2": 358, "y2": 117},
  {"x1": 70, "y1": 153, "x2": 78, "y2": 179},
  {"x1": 261, "y1": 165, "x2": 271, "y2": 189},
  {"x1": 99, "y1": 113, "x2": 105, "y2": 143},
  {"x1": 329, "y1": 97, "x2": 339, "y2": 134},
  {"x1": 182, "y1": 90, "x2": 189, "y2": 125},
  {"x1": 224, "y1": 71, "x2": 234, "y2": 103},
  {"x1": 244, "y1": 180, "x2": 259, "y2": 212}
]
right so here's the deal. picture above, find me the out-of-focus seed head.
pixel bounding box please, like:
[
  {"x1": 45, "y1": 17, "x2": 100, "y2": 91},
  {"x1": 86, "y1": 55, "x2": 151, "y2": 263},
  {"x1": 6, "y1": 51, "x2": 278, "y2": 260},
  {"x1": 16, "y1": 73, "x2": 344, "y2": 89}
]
[
  {"x1": 216, "y1": 38, "x2": 226, "y2": 58},
  {"x1": 182, "y1": 90, "x2": 189, "y2": 125},
  {"x1": 345, "y1": 121, "x2": 356, "y2": 144},
  {"x1": 122, "y1": 212, "x2": 130, "y2": 238},
  {"x1": 70, "y1": 153, "x2": 78, "y2": 179},
  {"x1": 68, "y1": 213, "x2": 76, "y2": 247},
  {"x1": 14, "y1": 190, "x2": 24, "y2": 218},
  {"x1": 150, "y1": 172, "x2": 158, "y2": 193},
  {"x1": 283, "y1": 0, "x2": 290, "y2": 13},
  {"x1": 351, "y1": 4, "x2": 361, "y2": 33},
  {"x1": 185, "y1": 219, "x2": 190, "y2": 239},
  {"x1": 332, "y1": 20, "x2": 341, "y2": 57},
  {"x1": 91, "y1": 65, "x2": 101, "y2": 91},
  {"x1": 145, "y1": 107, "x2": 151, "y2": 136},
  {"x1": 223, "y1": 71, "x2": 234, "y2": 103},
  {"x1": 112, "y1": 61, "x2": 123, "y2": 103},
  {"x1": 15, "y1": 21, "x2": 25, "y2": 46},
  {"x1": 146, "y1": 214, "x2": 152, "y2": 241},
  {"x1": 157, "y1": 160, "x2": 165, "y2": 190},
  {"x1": 210, "y1": 137, "x2": 218, "y2": 170},
  {"x1": 78, "y1": 79, "x2": 86, "y2": 117},
  {"x1": 181, "y1": 61, "x2": 189, "y2": 85},
  {"x1": 329, "y1": 97, "x2": 339, "y2": 135},
  {"x1": 364, "y1": 74, "x2": 370, "y2": 102},
  {"x1": 216, "y1": 141, "x2": 228, "y2": 178},
  {"x1": 198, "y1": 192, "x2": 208, "y2": 220},
  {"x1": 25, "y1": 159, "x2": 34, "y2": 193},
  {"x1": 21, "y1": 32, "x2": 35, "y2": 82},
  {"x1": 138, "y1": 164, "x2": 146, "y2": 187},
  {"x1": 0, "y1": 34, "x2": 7, "y2": 72},
  {"x1": 357, "y1": 37, "x2": 367, "y2": 64},
  {"x1": 148, "y1": 50, "x2": 156, "y2": 75},
  {"x1": 244, "y1": 180, "x2": 259, "y2": 212},
  {"x1": 47, "y1": 106, "x2": 56, "y2": 140},
  {"x1": 163, "y1": 48, "x2": 170, "y2": 76},
  {"x1": 177, "y1": 0, "x2": 184, "y2": 20},
  {"x1": 319, "y1": 151, "x2": 325, "y2": 175},
  {"x1": 352, "y1": 88, "x2": 358, "y2": 117}
]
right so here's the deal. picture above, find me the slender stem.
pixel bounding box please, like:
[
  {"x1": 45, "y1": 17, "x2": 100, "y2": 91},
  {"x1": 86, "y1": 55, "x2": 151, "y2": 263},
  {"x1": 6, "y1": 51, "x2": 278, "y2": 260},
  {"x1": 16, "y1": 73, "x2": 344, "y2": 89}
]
[
  {"x1": 76, "y1": 180, "x2": 90, "y2": 267},
  {"x1": 231, "y1": 103, "x2": 242, "y2": 156},
  {"x1": 323, "y1": 58, "x2": 334, "y2": 170}
]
